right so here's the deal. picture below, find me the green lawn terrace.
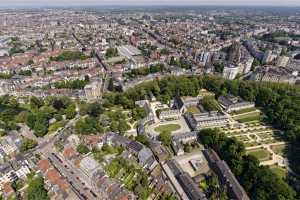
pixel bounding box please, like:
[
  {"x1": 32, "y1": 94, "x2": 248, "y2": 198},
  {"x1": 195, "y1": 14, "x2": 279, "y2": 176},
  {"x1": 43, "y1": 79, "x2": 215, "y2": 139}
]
[
  {"x1": 246, "y1": 148, "x2": 272, "y2": 162},
  {"x1": 186, "y1": 105, "x2": 201, "y2": 114},
  {"x1": 228, "y1": 107, "x2": 257, "y2": 115},
  {"x1": 271, "y1": 144, "x2": 288, "y2": 157},
  {"x1": 232, "y1": 110, "x2": 262, "y2": 123},
  {"x1": 154, "y1": 124, "x2": 181, "y2": 134},
  {"x1": 269, "y1": 165, "x2": 288, "y2": 180}
]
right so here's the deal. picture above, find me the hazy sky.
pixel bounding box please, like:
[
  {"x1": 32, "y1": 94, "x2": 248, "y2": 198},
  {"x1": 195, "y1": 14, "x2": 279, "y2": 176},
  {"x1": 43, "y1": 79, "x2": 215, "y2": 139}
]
[{"x1": 1, "y1": 0, "x2": 300, "y2": 6}]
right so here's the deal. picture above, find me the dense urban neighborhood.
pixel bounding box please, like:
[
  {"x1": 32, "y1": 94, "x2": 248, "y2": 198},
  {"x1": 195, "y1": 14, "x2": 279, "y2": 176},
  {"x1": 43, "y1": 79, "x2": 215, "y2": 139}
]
[{"x1": 0, "y1": 4, "x2": 299, "y2": 200}]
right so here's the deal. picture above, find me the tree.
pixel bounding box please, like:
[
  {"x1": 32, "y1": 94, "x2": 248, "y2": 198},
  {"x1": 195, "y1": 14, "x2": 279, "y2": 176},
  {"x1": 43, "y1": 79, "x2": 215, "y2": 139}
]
[
  {"x1": 25, "y1": 177, "x2": 49, "y2": 200},
  {"x1": 135, "y1": 135, "x2": 150, "y2": 147},
  {"x1": 33, "y1": 122, "x2": 48, "y2": 137},
  {"x1": 201, "y1": 96, "x2": 220, "y2": 112},
  {"x1": 76, "y1": 144, "x2": 90, "y2": 154},
  {"x1": 30, "y1": 96, "x2": 44, "y2": 109},
  {"x1": 20, "y1": 138, "x2": 37, "y2": 152},
  {"x1": 118, "y1": 120, "x2": 130, "y2": 135},
  {"x1": 50, "y1": 51, "x2": 88, "y2": 61},
  {"x1": 132, "y1": 106, "x2": 147, "y2": 121},
  {"x1": 105, "y1": 48, "x2": 118, "y2": 58},
  {"x1": 87, "y1": 102, "x2": 103, "y2": 117},
  {"x1": 75, "y1": 117, "x2": 102, "y2": 135},
  {"x1": 214, "y1": 63, "x2": 224, "y2": 73},
  {"x1": 65, "y1": 104, "x2": 76, "y2": 119},
  {"x1": 160, "y1": 194, "x2": 177, "y2": 200},
  {"x1": 159, "y1": 131, "x2": 172, "y2": 147}
]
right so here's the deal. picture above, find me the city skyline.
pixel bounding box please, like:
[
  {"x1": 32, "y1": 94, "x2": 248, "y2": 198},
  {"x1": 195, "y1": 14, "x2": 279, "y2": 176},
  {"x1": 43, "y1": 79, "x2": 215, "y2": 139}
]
[{"x1": 1, "y1": 0, "x2": 300, "y2": 7}]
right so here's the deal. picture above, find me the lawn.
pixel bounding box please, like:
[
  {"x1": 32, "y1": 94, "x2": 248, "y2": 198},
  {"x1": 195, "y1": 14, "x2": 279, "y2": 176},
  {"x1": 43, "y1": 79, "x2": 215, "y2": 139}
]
[
  {"x1": 247, "y1": 148, "x2": 271, "y2": 161},
  {"x1": 270, "y1": 166, "x2": 287, "y2": 180},
  {"x1": 154, "y1": 124, "x2": 181, "y2": 133},
  {"x1": 271, "y1": 144, "x2": 287, "y2": 156},
  {"x1": 48, "y1": 120, "x2": 67, "y2": 133},
  {"x1": 236, "y1": 114, "x2": 262, "y2": 123},
  {"x1": 234, "y1": 111, "x2": 261, "y2": 119},
  {"x1": 186, "y1": 106, "x2": 201, "y2": 114},
  {"x1": 230, "y1": 107, "x2": 257, "y2": 115}
]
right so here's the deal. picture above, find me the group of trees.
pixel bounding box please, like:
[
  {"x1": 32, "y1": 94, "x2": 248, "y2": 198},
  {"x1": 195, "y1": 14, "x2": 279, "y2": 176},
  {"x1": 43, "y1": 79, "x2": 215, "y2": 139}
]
[
  {"x1": 75, "y1": 117, "x2": 103, "y2": 135},
  {"x1": 19, "y1": 96, "x2": 76, "y2": 137},
  {"x1": 76, "y1": 102, "x2": 105, "y2": 135},
  {"x1": 135, "y1": 134, "x2": 150, "y2": 147},
  {"x1": 159, "y1": 131, "x2": 172, "y2": 147},
  {"x1": 213, "y1": 62, "x2": 224, "y2": 73},
  {"x1": 18, "y1": 70, "x2": 32, "y2": 76},
  {"x1": 53, "y1": 75, "x2": 90, "y2": 90},
  {"x1": 201, "y1": 96, "x2": 220, "y2": 112},
  {"x1": 0, "y1": 72, "x2": 14, "y2": 79},
  {"x1": 106, "y1": 110, "x2": 130, "y2": 135},
  {"x1": 105, "y1": 48, "x2": 119, "y2": 59},
  {"x1": 76, "y1": 143, "x2": 90, "y2": 154},
  {"x1": 50, "y1": 50, "x2": 88, "y2": 61},
  {"x1": 169, "y1": 56, "x2": 192, "y2": 69},
  {"x1": 199, "y1": 129, "x2": 295, "y2": 200},
  {"x1": 160, "y1": 48, "x2": 170, "y2": 55},
  {"x1": 76, "y1": 100, "x2": 132, "y2": 135},
  {"x1": 183, "y1": 141, "x2": 200, "y2": 153},
  {"x1": 200, "y1": 173, "x2": 228, "y2": 200},
  {"x1": 131, "y1": 106, "x2": 147, "y2": 121},
  {"x1": 0, "y1": 96, "x2": 20, "y2": 132},
  {"x1": 138, "y1": 43, "x2": 157, "y2": 58},
  {"x1": 20, "y1": 138, "x2": 37, "y2": 152},
  {"x1": 127, "y1": 63, "x2": 165, "y2": 78},
  {"x1": 25, "y1": 176, "x2": 49, "y2": 200}
]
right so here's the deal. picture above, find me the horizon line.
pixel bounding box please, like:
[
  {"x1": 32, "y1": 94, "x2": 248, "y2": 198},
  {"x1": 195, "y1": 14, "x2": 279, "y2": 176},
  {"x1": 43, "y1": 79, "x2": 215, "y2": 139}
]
[{"x1": 1, "y1": 4, "x2": 300, "y2": 8}]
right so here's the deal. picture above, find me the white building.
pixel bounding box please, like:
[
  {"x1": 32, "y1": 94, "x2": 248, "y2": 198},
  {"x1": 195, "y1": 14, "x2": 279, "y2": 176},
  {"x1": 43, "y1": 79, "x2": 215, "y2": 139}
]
[
  {"x1": 84, "y1": 79, "x2": 102, "y2": 101},
  {"x1": 223, "y1": 64, "x2": 240, "y2": 80},
  {"x1": 276, "y1": 56, "x2": 290, "y2": 67},
  {"x1": 185, "y1": 111, "x2": 230, "y2": 130},
  {"x1": 0, "y1": 164, "x2": 31, "y2": 190},
  {"x1": 0, "y1": 136, "x2": 20, "y2": 156},
  {"x1": 159, "y1": 109, "x2": 181, "y2": 120},
  {"x1": 198, "y1": 52, "x2": 211, "y2": 66}
]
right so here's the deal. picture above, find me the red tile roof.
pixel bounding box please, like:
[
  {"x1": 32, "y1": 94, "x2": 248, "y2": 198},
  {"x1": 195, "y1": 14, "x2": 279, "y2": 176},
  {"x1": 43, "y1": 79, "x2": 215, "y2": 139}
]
[
  {"x1": 46, "y1": 169, "x2": 60, "y2": 184},
  {"x1": 63, "y1": 147, "x2": 77, "y2": 160},
  {"x1": 119, "y1": 196, "x2": 129, "y2": 200},
  {"x1": 37, "y1": 159, "x2": 50, "y2": 173},
  {"x1": 3, "y1": 182, "x2": 15, "y2": 197},
  {"x1": 56, "y1": 178, "x2": 69, "y2": 192}
]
